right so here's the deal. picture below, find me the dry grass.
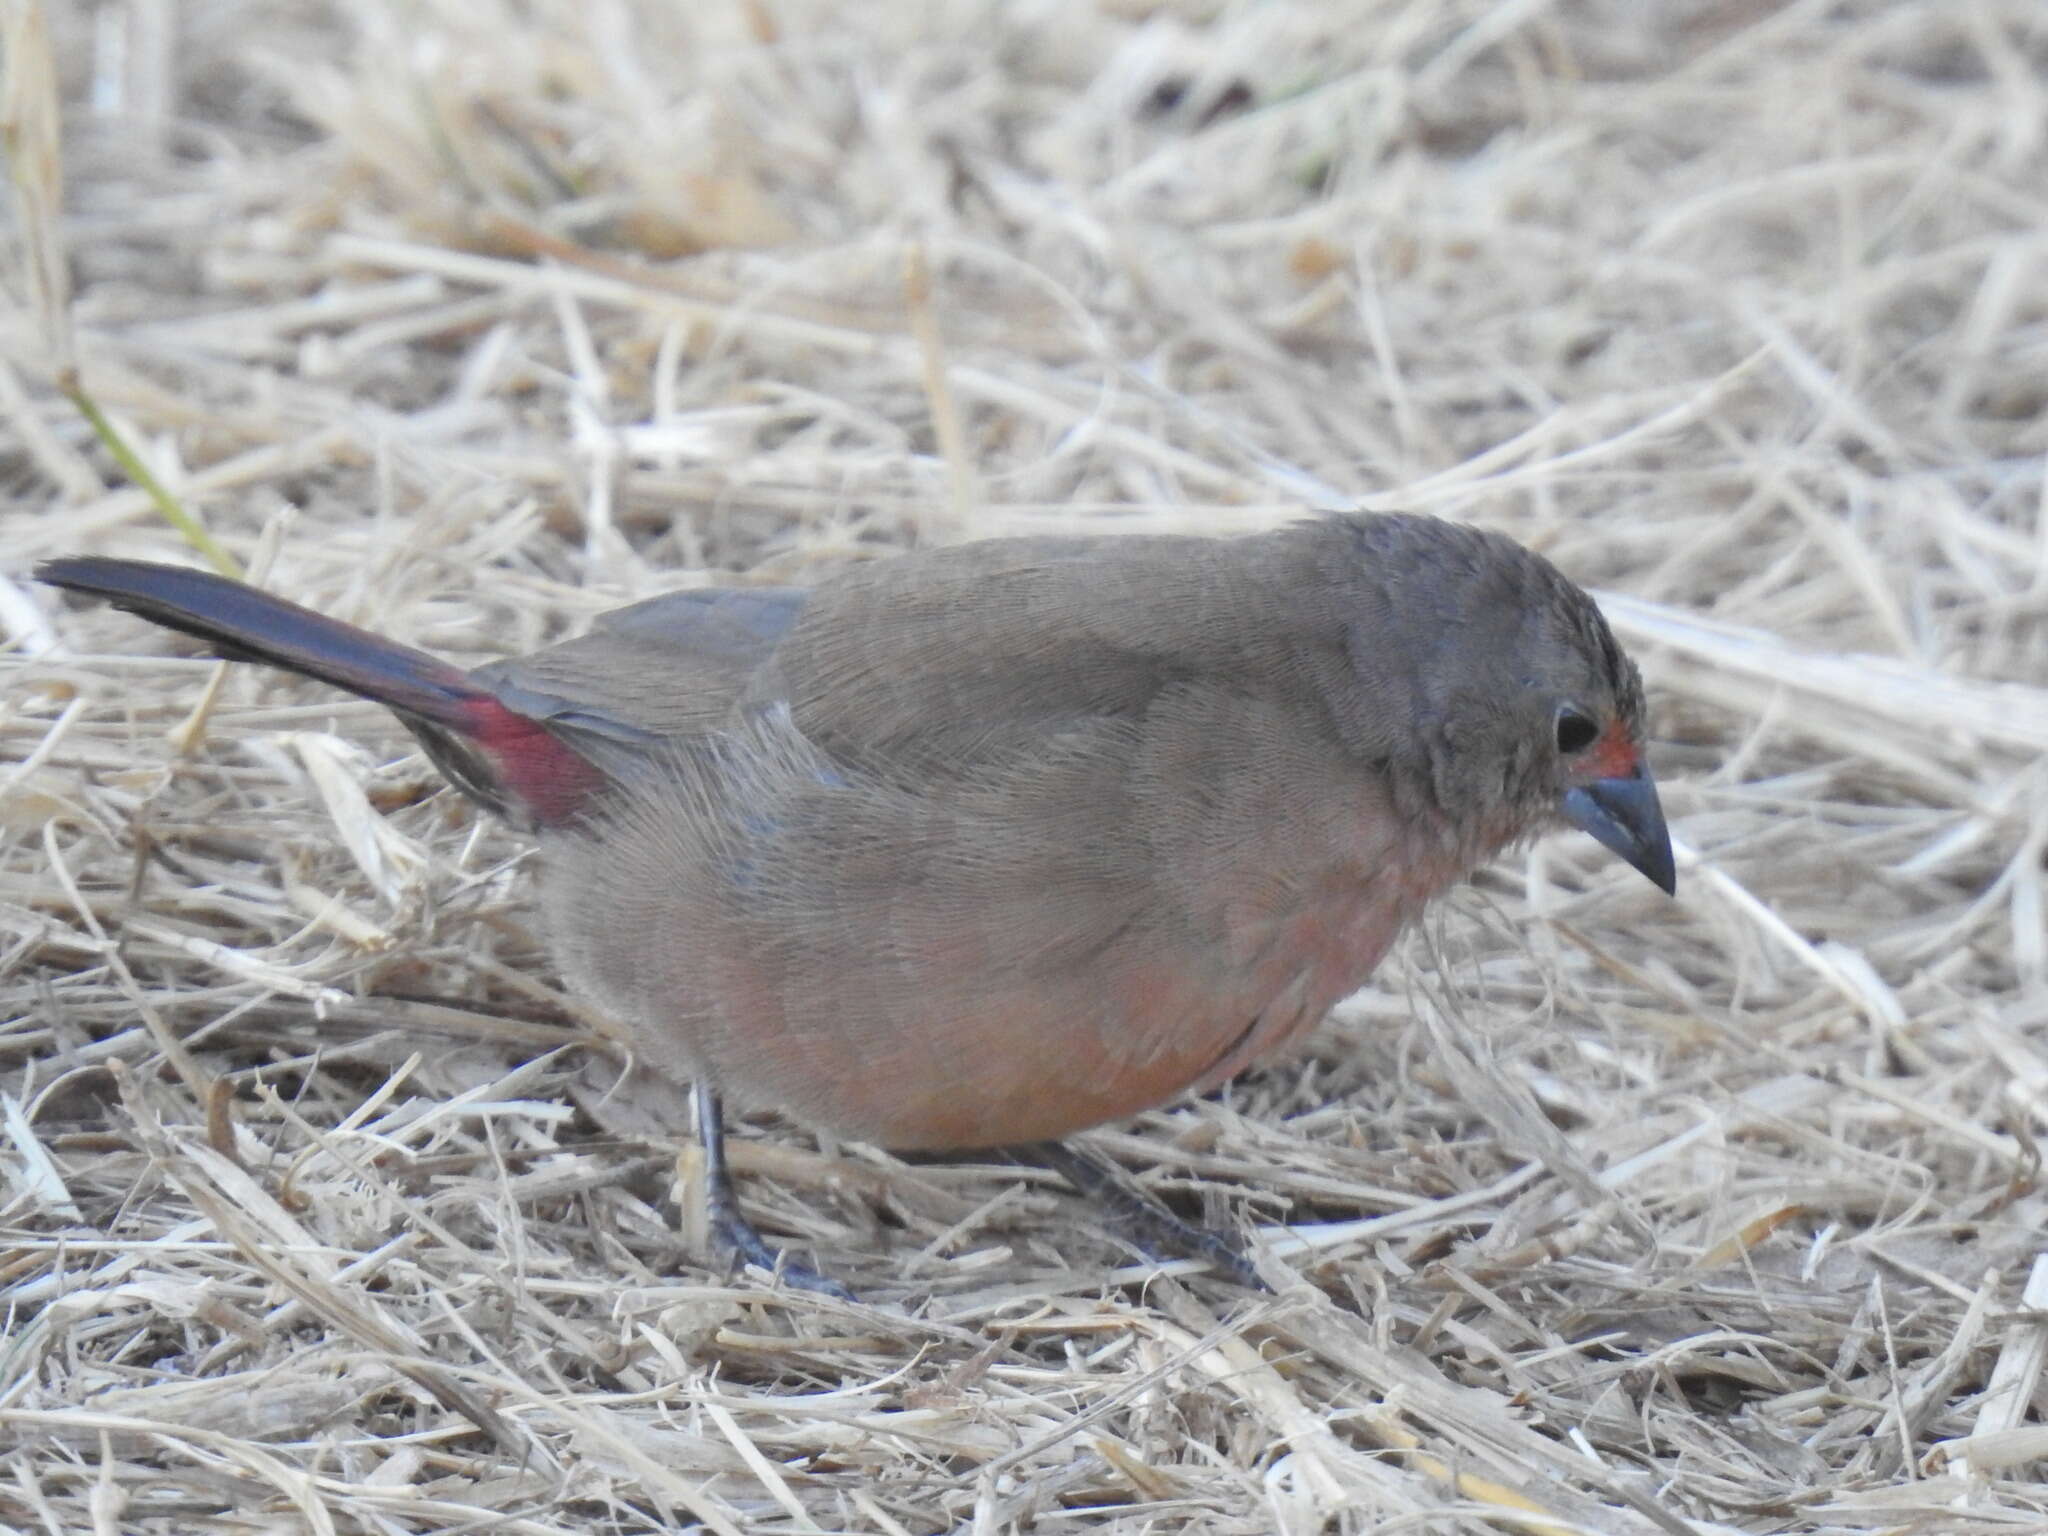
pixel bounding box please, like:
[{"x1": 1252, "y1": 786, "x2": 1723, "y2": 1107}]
[{"x1": 4, "y1": 0, "x2": 2047, "y2": 1530}]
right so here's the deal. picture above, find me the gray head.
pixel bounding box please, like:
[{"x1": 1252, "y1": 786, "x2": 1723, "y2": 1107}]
[{"x1": 1310, "y1": 513, "x2": 1672, "y2": 892}]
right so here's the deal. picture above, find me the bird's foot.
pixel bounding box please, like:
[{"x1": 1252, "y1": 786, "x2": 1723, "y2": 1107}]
[
  {"x1": 704, "y1": 1181, "x2": 857, "y2": 1301},
  {"x1": 692, "y1": 1080, "x2": 855, "y2": 1300},
  {"x1": 1020, "y1": 1140, "x2": 1262, "y2": 1289}
]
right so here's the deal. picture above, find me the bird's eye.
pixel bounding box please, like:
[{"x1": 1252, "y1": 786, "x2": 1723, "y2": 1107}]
[{"x1": 1555, "y1": 707, "x2": 1599, "y2": 754}]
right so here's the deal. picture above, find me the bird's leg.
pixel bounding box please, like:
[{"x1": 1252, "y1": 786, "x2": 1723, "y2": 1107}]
[
  {"x1": 1017, "y1": 1139, "x2": 1262, "y2": 1288},
  {"x1": 692, "y1": 1081, "x2": 855, "y2": 1301}
]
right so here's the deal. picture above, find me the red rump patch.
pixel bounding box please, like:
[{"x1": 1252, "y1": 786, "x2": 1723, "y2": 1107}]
[
  {"x1": 1586, "y1": 720, "x2": 1640, "y2": 781},
  {"x1": 460, "y1": 698, "x2": 605, "y2": 824}
]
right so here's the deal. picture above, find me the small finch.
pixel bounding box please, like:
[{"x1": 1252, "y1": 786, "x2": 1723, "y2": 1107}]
[{"x1": 40, "y1": 513, "x2": 1672, "y2": 1290}]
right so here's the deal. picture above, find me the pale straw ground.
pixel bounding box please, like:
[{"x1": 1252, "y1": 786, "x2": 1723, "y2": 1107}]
[{"x1": 3, "y1": 2, "x2": 2047, "y2": 1532}]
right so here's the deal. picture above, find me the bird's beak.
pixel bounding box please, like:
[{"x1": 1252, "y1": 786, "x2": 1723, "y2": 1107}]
[{"x1": 1561, "y1": 765, "x2": 1676, "y2": 895}]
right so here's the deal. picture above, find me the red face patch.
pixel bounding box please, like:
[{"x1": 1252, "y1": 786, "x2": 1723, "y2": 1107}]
[{"x1": 1581, "y1": 719, "x2": 1640, "y2": 781}]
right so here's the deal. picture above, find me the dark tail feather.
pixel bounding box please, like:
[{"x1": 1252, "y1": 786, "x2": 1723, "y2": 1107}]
[
  {"x1": 37, "y1": 557, "x2": 482, "y2": 727},
  {"x1": 33, "y1": 557, "x2": 587, "y2": 821}
]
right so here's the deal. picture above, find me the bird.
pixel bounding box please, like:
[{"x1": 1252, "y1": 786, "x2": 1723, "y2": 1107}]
[{"x1": 38, "y1": 512, "x2": 1674, "y2": 1292}]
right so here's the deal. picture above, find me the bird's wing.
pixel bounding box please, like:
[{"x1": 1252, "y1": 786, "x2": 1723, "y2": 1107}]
[
  {"x1": 474, "y1": 525, "x2": 1343, "y2": 788},
  {"x1": 470, "y1": 585, "x2": 809, "y2": 743},
  {"x1": 749, "y1": 531, "x2": 1342, "y2": 777}
]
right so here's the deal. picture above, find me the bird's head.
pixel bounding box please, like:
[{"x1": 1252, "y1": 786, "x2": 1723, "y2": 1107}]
[{"x1": 1321, "y1": 513, "x2": 1676, "y2": 895}]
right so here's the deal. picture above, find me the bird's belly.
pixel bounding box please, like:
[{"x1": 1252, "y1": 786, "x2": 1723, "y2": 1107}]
[
  {"x1": 754, "y1": 883, "x2": 1417, "y2": 1150},
  {"x1": 547, "y1": 772, "x2": 1455, "y2": 1152},
  {"x1": 1187, "y1": 879, "x2": 1415, "y2": 1094}
]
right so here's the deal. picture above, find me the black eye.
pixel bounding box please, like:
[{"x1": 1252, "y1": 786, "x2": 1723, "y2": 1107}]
[{"x1": 1555, "y1": 707, "x2": 1599, "y2": 754}]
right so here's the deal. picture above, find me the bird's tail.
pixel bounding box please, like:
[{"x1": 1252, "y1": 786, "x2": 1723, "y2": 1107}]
[
  {"x1": 37, "y1": 557, "x2": 599, "y2": 824},
  {"x1": 39, "y1": 557, "x2": 483, "y2": 724}
]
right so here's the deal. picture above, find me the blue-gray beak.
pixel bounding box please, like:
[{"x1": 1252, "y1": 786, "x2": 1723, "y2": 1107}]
[{"x1": 1562, "y1": 766, "x2": 1676, "y2": 895}]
